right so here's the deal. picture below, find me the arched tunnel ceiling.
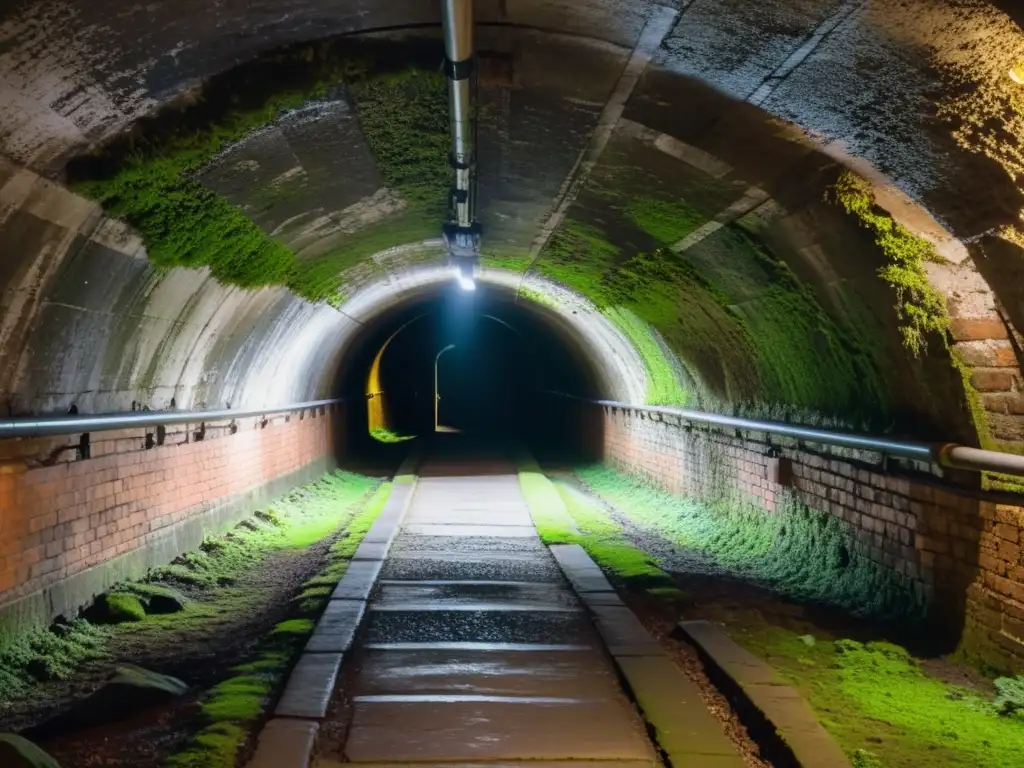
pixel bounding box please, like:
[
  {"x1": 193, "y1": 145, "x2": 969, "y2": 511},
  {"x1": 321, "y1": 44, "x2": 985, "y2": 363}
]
[{"x1": 2, "y1": 0, "x2": 1024, "y2": 447}]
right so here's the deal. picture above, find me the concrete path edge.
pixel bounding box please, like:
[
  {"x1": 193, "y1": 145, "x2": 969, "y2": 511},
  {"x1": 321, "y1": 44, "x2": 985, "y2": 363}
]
[
  {"x1": 245, "y1": 453, "x2": 421, "y2": 768},
  {"x1": 546, "y1": 543, "x2": 745, "y2": 767},
  {"x1": 676, "y1": 620, "x2": 852, "y2": 768}
]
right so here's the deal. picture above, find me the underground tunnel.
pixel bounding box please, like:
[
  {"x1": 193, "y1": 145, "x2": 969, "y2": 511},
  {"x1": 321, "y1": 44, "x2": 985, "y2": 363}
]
[{"x1": 2, "y1": 1, "x2": 1024, "y2": 766}]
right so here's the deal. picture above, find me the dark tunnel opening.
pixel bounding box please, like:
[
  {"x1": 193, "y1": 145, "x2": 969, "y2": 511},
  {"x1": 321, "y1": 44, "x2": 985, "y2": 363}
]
[{"x1": 333, "y1": 281, "x2": 606, "y2": 464}]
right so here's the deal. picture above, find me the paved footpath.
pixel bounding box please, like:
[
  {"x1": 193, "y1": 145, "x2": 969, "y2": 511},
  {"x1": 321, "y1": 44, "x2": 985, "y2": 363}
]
[{"x1": 323, "y1": 449, "x2": 659, "y2": 766}]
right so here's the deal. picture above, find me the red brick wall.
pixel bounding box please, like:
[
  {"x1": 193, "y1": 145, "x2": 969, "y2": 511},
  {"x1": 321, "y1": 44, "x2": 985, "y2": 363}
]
[
  {"x1": 588, "y1": 402, "x2": 1024, "y2": 673},
  {"x1": 0, "y1": 405, "x2": 342, "y2": 620}
]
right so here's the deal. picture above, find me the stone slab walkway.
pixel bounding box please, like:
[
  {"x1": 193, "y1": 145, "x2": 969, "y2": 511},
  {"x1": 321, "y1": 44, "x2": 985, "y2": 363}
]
[{"x1": 320, "y1": 451, "x2": 657, "y2": 766}]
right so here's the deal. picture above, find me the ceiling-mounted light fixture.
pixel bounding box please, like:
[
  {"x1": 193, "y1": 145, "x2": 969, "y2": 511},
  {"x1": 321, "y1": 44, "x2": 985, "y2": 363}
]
[{"x1": 1010, "y1": 63, "x2": 1024, "y2": 85}]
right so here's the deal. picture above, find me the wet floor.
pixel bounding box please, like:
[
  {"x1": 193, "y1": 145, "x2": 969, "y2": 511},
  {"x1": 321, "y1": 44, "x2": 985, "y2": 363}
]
[{"x1": 321, "y1": 448, "x2": 658, "y2": 765}]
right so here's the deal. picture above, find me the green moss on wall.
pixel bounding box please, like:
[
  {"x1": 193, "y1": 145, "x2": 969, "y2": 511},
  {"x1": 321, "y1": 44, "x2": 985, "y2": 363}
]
[
  {"x1": 625, "y1": 196, "x2": 707, "y2": 244},
  {"x1": 603, "y1": 307, "x2": 688, "y2": 407},
  {"x1": 481, "y1": 247, "x2": 534, "y2": 273},
  {"x1": 529, "y1": 207, "x2": 887, "y2": 425},
  {"x1": 517, "y1": 287, "x2": 560, "y2": 310},
  {"x1": 535, "y1": 219, "x2": 623, "y2": 303},
  {"x1": 350, "y1": 70, "x2": 449, "y2": 213},
  {"x1": 577, "y1": 463, "x2": 923, "y2": 619},
  {"x1": 69, "y1": 40, "x2": 448, "y2": 305},
  {"x1": 828, "y1": 172, "x2": 949, "y2": 357}
]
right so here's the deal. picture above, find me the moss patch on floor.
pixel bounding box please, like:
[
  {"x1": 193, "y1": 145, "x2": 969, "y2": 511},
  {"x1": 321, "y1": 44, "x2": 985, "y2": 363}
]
[
  {"x1": 155, "y1": 470, "x2": 379, "y2": 590},
  {"x1": 575, "y1": 464, "x2": 922, "y2": 620},
  {"x1": 68, "y1": 39, "x2": 448, "y2": 304},
  {"x1": 734, "y1": 625, "x2": 1023, "y2": 768},
  {"x1": 0, "y1": 621, "x2": 109, "y2": 705},
  {"x1": 102, "y1": 593, "x2": 148, "y2": 624},
  {"x1": 1, "y1": 468, "x2": 382, "y2": 742},
  {"x1": 370, "y1": 426, "x2": 416, "y2": 444},
  {"x1": 516, "y1": 454, "x2": 674, "y2": 592},
  {"x1": 166, "y1": 478, "x2": 393, "y2": 767},
  {"x1": 551, "y1": 464, "x2": 1019, "y2": 766}
]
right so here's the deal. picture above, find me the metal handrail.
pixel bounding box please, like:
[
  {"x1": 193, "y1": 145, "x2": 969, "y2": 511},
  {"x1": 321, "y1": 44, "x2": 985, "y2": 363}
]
[
  {"x1": 0, "y1": 398, "x2": 344, "y2": 439},
  {"x1": 544, "y1": 391, "x2": 1024, "y2": 478}
]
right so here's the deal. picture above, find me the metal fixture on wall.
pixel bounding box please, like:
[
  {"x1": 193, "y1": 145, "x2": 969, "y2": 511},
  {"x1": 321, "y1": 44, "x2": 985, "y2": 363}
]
[{"x1": 440, "y1": 0, "x2": 482, "y2": 288}]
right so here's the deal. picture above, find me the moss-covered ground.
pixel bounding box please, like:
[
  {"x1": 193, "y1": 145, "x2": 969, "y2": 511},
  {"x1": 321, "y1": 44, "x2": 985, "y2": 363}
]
[
  {"x1": 575, "y1": 463, "x2": 921, "y2": 620},
  {"x1": 0, "y1": 621, "x2": 109, "y2": 706},
  {"x1": 515, "y1": 453, "x2": 682, "y2": 599},
  {"x1": 542, "y1": 461, "x2": 1022, "y2": 767},
  {"x1": 68, "y1": 39, "x2": 448, "y2": 305},
  {"x1": 733, "y1": 626, "x2": 1023, "y2": 768},
  {"x1": 0, "y1": 468, "x2": 392, "y2": 767},
  {"x1": 370, "y1": 426, "x2": 416, "y2": 444},
  {"x1": 168, "y1": 480, "x2": 393, "y2": 768}
]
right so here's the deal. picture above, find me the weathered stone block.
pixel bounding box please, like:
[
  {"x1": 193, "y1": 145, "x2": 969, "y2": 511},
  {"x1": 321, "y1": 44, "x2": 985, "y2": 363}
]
[{"x1": 950, "y1": 316, "x2": 1009, "y2": 342}]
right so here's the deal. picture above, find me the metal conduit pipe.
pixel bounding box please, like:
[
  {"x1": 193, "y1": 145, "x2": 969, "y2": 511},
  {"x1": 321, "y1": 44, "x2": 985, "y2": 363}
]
[
  {"x1": 441, "y1": 0, "x2": 476, "y2": 229},
  {"x1": 543, "y1": 391, "x2": 1024, "y2": 478},
  {"x1": 0, "y1": 398, "x2": 344, "y2": 439},
  {"x1": 440, "y1": 0, "x2": 482, "y2": 270}
]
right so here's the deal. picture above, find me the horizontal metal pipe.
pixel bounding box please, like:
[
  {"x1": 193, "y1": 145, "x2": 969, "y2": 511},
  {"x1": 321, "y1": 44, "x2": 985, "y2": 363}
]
[
  {"x1": 543, "y1": 391, "x2": 1024, "y2": 477},
  {"x1": 0, "y1": 398, "x2": 344, "y2": 439},
  {"x1": 939, "y1": 444, "x2": 1024, "y2": 476}
]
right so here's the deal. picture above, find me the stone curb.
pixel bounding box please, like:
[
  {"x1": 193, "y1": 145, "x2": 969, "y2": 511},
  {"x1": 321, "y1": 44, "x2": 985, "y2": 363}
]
[
  {"x1": 547, "y1": 544, "x2": 745, "y2": 767},
  {"x1": 247, "y1": 718, "x2": 319, "y2": 768},
  {"x1": 245, "y1": 462, "x2": 420, "y2": 768},
  {"x1": 677, "y1": 620, "x2": 852, "y2": 768}
]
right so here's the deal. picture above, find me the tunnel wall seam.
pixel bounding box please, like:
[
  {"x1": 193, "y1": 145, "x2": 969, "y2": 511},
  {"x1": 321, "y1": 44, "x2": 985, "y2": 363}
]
[
  {"x1": 0, "y1": 407, "x2": 343, "y2": 640},
  {"x1": 587, "y1": 402, "x2": 1024, "y2": 673}
]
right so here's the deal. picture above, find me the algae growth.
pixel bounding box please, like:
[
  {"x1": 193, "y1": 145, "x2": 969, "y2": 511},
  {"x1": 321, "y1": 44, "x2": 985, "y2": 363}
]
[
  {"x1": 516, "y1": 454, "x2": 676, "y2": 593},
  {"x1": 575, "y1": 463, "x2": 923, "y2": 620},
  {"x1": 529, "y1": 201, "x2": 888, "y2": 426},
  {"x1": 735, "y1": 627, "x2": 1024, "y2": 768},
  {"x1": 1, "y1": 467, "x2": 385, "y2": 767},
  {"x1": 827, "y1": 172, "x2": 949, "y2": 357},
  {"x1": 69, "y1": 39, "x2": 449, "y2": 305},
  {"x1": 166, "y1": 478, "x2": 393, "y2": 767}
]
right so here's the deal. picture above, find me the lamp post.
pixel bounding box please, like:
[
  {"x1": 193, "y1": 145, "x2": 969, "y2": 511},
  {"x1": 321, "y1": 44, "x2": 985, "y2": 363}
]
[{"x1": 434, "y1": 344, "x2": 456, "y2": 431}]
